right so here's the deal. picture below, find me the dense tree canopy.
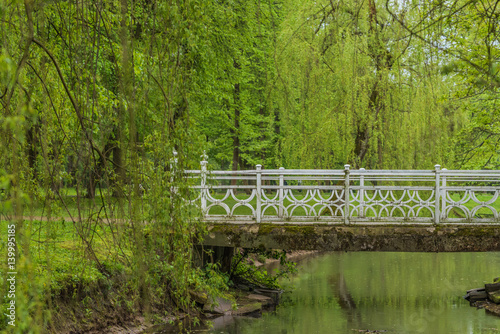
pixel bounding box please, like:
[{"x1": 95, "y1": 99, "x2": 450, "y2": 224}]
[
  {"x1": 274, "y1": 0, "x2": 461, "y2": 169},
  {"x1": 2, "y1": 0, "x2": 497, "y2": 183}
]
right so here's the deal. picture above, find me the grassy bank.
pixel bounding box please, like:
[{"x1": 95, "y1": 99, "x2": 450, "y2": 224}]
[
  {"x1": 0, "y1": 213, "x2": 294, "y2": 333},
  {"x1": 0, "y1": 215, "x2": 230, "y2": 333}
]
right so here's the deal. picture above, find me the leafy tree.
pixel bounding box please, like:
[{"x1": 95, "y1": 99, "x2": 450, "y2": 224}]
[
  {"x1": 190, "y1": 0, "x2": 282, "y2": 170},
  {"x1": 385, "y1": 0, "x2": 500, "y2": 169},
  {"x1": 274, "y1": 0, "x2": 460, "y2": 169},
  {"x1": 0, "y1": 0, "x2": 225, "y2": 331}
]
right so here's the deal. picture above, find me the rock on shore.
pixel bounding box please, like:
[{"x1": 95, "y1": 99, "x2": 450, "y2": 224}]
[{"x1": 464, "y1": 277, "x2": 500, "y2": 317}]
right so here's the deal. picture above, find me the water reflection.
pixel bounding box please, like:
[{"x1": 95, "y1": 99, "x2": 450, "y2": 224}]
[
  {"x1": 329, "y1": 273, "x2": 363, "y2": 329},
  {"x1": 150, "y1": 252, "x2": 500, "y2": 334}
]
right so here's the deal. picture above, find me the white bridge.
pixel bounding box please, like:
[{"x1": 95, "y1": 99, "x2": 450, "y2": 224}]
[{"x1": 185, "y1": 155, "x2": 500, "y2": 225}]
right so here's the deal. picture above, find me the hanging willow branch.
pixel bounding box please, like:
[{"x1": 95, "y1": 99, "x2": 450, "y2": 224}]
[{"x1": 32, "y1": 37, "x2": 108, "y2": 166}]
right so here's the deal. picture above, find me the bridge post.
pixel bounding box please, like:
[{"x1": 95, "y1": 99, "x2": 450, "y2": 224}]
[
  {"x1": 279, "y1": 167, "x2": 285, "y2": 218},
  {"x1": 200, "y1": 151, "x2": 208, "y2": 217},
  {"x1": 442, "y1": 168, "x2": 447, "y2": 221},
  {"x1": 256, "y1": 165, "x2": 262, "y2": 223},
  {"x1": 434, "y1": 165, "x2": 441, "y2": 224},
  {"x1": 344, "y1": 165, "x2": 350, "y2": 224},
  {"x1": 360, "y1": 168, "x2": 365, "y2": 218}
]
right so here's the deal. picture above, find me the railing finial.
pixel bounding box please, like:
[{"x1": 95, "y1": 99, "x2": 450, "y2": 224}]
[
  {"x1": 200, "y1": 152, "x2": 208, "y2": 217},
  {"x1": 172, "y1": 149, "x2": 178, "y2": 165},
  {"x1": 278, "y1": 167, "x2": 285, "y2": 218}
]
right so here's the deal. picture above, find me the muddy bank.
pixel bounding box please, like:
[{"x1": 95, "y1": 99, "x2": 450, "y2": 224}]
[
  {"x1": 471, "y1": 300, "x2": 500, "y2": 317},
  {"x1": 59, "y1": 250, "x2": 322, "y2": 334},
  {"x1": 141, "y1": 289, "x2": 280, "y2": 334},
  {"x1": 96, "y1": 288, "x2": 280, "y2": 334}
]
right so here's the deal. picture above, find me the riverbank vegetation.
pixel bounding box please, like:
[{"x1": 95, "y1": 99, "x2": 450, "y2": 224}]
[{"x1": 1, "y1": 0, "x2": 499, "y2": 332}]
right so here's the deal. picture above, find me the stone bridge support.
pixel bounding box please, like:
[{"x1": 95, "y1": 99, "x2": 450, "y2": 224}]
[
  {"x1": 201, "y1": 223, "x2": 500, "y2": 252},
  {"x1": 193, "y1": 245, "x2": 234, "y2": 273}
]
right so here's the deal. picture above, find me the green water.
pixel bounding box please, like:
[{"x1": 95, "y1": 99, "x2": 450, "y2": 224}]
[{"x1": 206, "y1": 252, "x2": 500, "y2": 334}]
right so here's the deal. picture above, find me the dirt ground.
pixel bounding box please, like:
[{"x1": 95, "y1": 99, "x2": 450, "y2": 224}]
[{"x1": 88, "y1": 250, "x2": 322, "y2": 334}]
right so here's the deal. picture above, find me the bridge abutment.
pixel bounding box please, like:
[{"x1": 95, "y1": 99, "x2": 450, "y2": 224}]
[{"x1": 193, "y1": 245, "x2": 235, "y2": 272}]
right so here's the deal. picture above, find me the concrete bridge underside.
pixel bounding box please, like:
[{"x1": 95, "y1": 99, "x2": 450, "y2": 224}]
[{"x1": 202, "y1": 223, "x2": 500, "y2": 252}]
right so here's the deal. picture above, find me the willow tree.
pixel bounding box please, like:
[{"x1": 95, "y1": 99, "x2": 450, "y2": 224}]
[
  {"x1": 274, "y1": 0, "x2": 462, "y2": 169},
  {"x1": 385, "y1": 0, "x2": 500, "y2": 169},
  {"x1": 0, "y1": 0, "x2": 223, "y2": 332}
]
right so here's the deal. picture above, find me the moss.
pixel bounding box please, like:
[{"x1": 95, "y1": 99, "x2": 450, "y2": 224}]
[
  {"x1": 257, "y1": 223, "x2": 277, "y2": 236},
  {"x1": 209, "y1": 224, "x2": 237, "y2": 234},
  {"x1": 234, "y1": 302, "x2": 262, "y2": 315},
  {"x1": 277, "y1": 224, "x2": 315, "y2": 235},
  {"x1": 204, "y1": 223, "x2": 500, "y2": 252},
  {"x1": 452, "y1": 227, "x2": 499, "y2": 237}
]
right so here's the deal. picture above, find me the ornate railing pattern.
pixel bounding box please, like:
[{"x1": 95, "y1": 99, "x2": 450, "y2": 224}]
[{"x1": 185, "y1": 155, "x2": 500, "y2": 224}]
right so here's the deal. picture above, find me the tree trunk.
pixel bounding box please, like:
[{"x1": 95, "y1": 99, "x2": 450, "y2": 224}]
[
  {"x1": 112, "y1": 124, "x2": 125, "y2": 197},
  {"x1": 231, "y1": 61, "x2": 241, "y2": 185},
  {"x1": 26, "y1": 121, "x2": 39, "y2": 178}
]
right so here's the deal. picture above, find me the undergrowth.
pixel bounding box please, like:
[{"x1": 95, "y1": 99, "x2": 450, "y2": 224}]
[
  {"x1": 229, "y1": 249, "x2": 297, "y2": 290},
  {"x1": 0, "y1": 219, "x2": 230, "y2": 333}
]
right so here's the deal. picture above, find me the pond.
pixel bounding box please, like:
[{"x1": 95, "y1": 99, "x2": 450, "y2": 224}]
[{"x1": 152, "y1": 252, "x2": 500, "y2": 333}]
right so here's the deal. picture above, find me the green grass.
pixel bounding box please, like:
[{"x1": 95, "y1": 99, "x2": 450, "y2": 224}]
[
  {"x1": 1, "y1": 219, "x2": 125, "y2": 293},
  {"x1": 0, "y1": 219, "x2": 112, "y2": 331},
  {"x1": 446, "y1": 192, "x2": 500, "y2": 218},
  {"x1": 26, "y1": 193, "x2": 118, "y2": 219}
]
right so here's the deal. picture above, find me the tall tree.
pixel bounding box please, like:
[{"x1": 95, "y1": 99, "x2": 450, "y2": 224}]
[
  {"x1": 191, "y1": 0, "x2": 282, "y2": 170},
  {"x1": 274, "y1": 0, "x2": 460, "y2": 169},
  {"x1": 386, "y1": 0, "x2": 500, "y2": 169},
  {"x1": 0, "y1": 1, "x2": 218, "y2": 330}
]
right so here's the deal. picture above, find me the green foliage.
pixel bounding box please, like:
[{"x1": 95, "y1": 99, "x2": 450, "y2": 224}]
[
  {"x1": 383, "y1": 0, "x2": 500, "y2": 169},
  {"x1": 0, "y1": 0, "x2": 221, "y2": 332},
  {"x1": 230, "y1": 249, "x2": 297, "y2": 290},
  {"x1": 189, "y1": 0, "x2": 282, "y2": 169},
  {"x1": 274, "y1": 0, "x2": 461, "y2": 169},
  {"x1": 1, "y1": 0, "x2": 499, "y2": 331},
  {"x1": 453, "y1": 93, "x2": 500, "y2": 169}
]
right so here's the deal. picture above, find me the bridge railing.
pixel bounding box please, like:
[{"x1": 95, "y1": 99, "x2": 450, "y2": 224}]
[{"x1": 185, "y1": 156, "x2": 500, "y2": 224}]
